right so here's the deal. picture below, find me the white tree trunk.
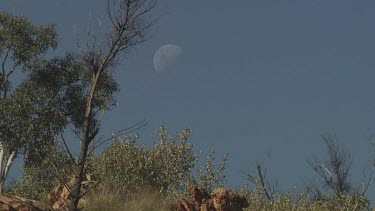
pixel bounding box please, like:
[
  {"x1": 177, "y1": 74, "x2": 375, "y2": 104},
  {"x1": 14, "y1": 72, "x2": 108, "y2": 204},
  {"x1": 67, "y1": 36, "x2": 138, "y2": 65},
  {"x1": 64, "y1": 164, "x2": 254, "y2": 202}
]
[
  {"x1": 0, "y1": 149, "x2": 16, "y2": 194},
  {"x1": 0, "y1": 142, "x2": 5, "y2": 194},
  {"x1": 3, "y1": 151, "x2": 16, "y2": 182}
]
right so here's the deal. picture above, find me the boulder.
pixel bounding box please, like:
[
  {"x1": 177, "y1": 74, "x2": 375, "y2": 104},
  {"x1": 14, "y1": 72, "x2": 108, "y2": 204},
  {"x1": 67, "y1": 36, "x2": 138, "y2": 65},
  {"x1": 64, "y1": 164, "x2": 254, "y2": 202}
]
[
  {"x1": 0, "y1": 194, "x2": 48, "y2": 211},
  {"x1": 48, "y1": 173, "x2": 96, "y2": 210},
  {"x1": 175, "y1": 186, "x2": 249, "y2": 211},
  {"x1": 211, "y1": 188, "x2": 248, "y2": 211}
]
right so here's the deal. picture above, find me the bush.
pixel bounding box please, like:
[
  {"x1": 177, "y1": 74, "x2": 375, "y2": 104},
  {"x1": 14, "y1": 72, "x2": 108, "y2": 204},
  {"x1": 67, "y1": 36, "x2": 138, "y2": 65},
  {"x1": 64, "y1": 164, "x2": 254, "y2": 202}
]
[
  {"x1": 195, "y1": 147, "x2": 229, "y2": 193},
  {"x1": 241, "y1": 189, "x2": 368, "y2": 211},
  {"x1": 93, "y1": 124, "x2": 198, "y2": 200}
]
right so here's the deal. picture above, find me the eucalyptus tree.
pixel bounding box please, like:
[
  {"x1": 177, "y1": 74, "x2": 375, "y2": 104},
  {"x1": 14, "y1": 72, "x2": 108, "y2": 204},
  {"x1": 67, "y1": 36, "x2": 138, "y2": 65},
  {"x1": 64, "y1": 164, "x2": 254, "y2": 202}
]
[
  {"x1": 62, "y1": 0, "x2": 158, "y2": 209},
  {"x1": 0, "y1": 12, "x2": 64, "y2": 193},
  {"x1": 0, "y1": 11, "x2": 101, "y2": 196}
]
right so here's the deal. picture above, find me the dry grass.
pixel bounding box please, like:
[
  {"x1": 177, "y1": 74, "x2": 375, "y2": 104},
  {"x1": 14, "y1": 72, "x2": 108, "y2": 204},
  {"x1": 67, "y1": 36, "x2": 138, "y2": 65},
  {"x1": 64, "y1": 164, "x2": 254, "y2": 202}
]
[
  {"x1": 82, "y1": 186, "x2": 369, "y2": 211},
  {"x1": 82, "y1": 187, "x2": 176, "y2": 211}
]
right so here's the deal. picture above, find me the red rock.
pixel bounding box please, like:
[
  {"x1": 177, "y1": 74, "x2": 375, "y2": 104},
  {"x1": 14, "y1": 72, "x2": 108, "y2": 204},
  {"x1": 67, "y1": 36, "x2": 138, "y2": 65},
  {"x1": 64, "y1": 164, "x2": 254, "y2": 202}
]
[
  {"x1": 0, "y1": 194, "x2": 48, "y2": 211},
  {"x1": 174, "y1": 186, "x2": 249, "y2": 211},
  {"x1": 48, "y1": 173, "x2": 96, "y2": 210}
]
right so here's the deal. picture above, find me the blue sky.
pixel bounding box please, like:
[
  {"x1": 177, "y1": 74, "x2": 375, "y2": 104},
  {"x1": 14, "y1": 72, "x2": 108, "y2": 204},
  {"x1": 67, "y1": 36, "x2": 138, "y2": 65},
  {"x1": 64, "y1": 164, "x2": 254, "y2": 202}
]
[{"x1": 2, "y1": 0, "x2": 375, "y2": 202}]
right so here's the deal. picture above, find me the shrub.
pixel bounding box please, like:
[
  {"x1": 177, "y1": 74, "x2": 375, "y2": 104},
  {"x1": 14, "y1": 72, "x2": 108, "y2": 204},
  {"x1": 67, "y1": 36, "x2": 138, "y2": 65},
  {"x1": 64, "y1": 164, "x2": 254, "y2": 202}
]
[
  {"x1": 93, "y1": 124, "x2": 198, "y2": 200},
  {"x1": 241, "y1": 189, "x2": 368, "y2": 211},
  {"x1": 195, "y1": 147, "x2": 229, "y2": 193}
]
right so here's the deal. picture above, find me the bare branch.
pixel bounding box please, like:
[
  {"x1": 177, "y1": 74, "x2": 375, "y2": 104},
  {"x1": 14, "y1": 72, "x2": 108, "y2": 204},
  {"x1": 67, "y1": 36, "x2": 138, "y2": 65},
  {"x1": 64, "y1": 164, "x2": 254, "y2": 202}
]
[
  {"x1": 247, "y1": 161, "x2": 274, "y2": 200},
  {"x1": 117, "y1": 119, "x2": 147, "y2": 133},
  {"x1": 70, "y1": 126, "x2": 83, "y2": 141},
  {"x1": 1, "y1": 47, "x2": 10, "y2": 78},
  {"x1": 78, "y1": 181, "x2": 100, "y2": 200},
  {"x1": 92, "y1": 110, "x2": 105, "y2": 134},
  {"x1": 360, "y1": 159, "x2": 375, "y2": 196},
  {"x1": 5, "y1": 61, "x2": 19, "y2": 79},
  {"x1": 256, "y1": 162, "x2": 272, "y2": 200},
  {"x1": 60, "y1": 134, "x2": 77, "y2": 165},
  {"x1": 308, "y1": 135, "x2": 352, "y2": 196},
  {"x1": 106, "y1": 0, "x2": 116, "y2": 28},
  {"x1": 50, "y1": 171, "x2": 73, "y2": 195},
  {"x1": 88, "y1": 120, "x2": 148, "y2": 155}
]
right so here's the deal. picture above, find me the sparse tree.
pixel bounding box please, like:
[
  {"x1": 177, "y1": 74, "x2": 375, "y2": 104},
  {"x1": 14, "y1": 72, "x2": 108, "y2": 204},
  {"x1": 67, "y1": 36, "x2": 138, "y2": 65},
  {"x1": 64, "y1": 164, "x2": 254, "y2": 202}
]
[
  {"x1": 308, "y1": 135, "x2": 352, "y2": 196},
  {"x1": 65, "y1": 0, "x2": 158, "y2": 209}
]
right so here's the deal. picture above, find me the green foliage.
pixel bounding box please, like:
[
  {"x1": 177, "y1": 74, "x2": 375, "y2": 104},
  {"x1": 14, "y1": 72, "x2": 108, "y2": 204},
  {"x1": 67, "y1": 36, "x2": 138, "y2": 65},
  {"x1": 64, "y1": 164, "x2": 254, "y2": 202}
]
[
  {"x1": 5, "y1": 80, "x2": 66, "y2": 165},
  {"x1": 7, "y1": 122, "x2": 371, "y2": 210},
  {"x1": 196, "y1": 148, "x2": 229, "y2": 193},
  {"x1": 0, "y1": 12, "x2": 64, "y2": 189},
  {"x1": 26, "y1": 53, "x2": 119, "y2": 131},
  {"x1": 0, "y1": 11, "x2": 119, "y2": 193},
  {"x1": 93, "y1": 125, "x2": 197, "y2": 200},
  {"x1": 0, "y1": 12, "x2": 57, "y2": 68},
  {"x1": 8, "y1": 142, "x2": 74, "y2": 200},
  {"x1": 308, "y1": 194, "x2": 368, "y2": 211},
  {"x1": 31, "y1": 54, "x2": 117, "y2": 115},
  {"x1": 0, "y1": 11, "x2": 60, "y2": 146},
  {"x1": 241, "y1": 191, "x2": 368, "y2": 211}
]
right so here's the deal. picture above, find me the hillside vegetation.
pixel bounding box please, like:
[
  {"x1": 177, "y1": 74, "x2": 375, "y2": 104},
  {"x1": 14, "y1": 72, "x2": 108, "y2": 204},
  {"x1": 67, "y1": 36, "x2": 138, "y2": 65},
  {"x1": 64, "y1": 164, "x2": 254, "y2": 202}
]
[{"x1": 9, "y1": 125, "x2": 372, "y2": 210}]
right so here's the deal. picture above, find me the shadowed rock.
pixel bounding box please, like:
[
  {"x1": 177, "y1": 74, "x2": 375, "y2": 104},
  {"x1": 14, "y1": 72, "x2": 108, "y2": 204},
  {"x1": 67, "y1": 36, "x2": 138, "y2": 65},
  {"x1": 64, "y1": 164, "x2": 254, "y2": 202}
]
[
  {"x1": 48, "y1": 173, "x2": 96, "y2": 210},
  {"x1": 0, "y1": 194, "x2": 48, "y2": 211},
  {"x1": 175, "y1": 186, "x2": 249, "y2": 211}
]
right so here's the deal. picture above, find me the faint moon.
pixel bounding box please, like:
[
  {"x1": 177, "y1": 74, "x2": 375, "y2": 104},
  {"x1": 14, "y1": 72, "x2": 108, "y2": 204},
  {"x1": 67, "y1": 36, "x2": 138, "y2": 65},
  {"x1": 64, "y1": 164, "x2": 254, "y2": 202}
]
[{"x1": 153, "y1": 44, "x2": 182, "y2": 72}]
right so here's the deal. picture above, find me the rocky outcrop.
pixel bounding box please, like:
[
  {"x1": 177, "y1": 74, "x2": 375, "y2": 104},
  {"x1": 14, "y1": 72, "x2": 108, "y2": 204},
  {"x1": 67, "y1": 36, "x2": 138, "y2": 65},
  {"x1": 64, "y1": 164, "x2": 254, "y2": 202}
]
[
  {"x1": 0, "y1": 173, "x2": 96, "y2": 210},
  {"x1": 175, "y1": 186, "x2": 249, "y2": 211},
  {"x1": 48, "y1": 173, "x2": 96, "y2": 210},
  {"x1": 0, "y1": 194, "x2": 48, "y2": 211}
]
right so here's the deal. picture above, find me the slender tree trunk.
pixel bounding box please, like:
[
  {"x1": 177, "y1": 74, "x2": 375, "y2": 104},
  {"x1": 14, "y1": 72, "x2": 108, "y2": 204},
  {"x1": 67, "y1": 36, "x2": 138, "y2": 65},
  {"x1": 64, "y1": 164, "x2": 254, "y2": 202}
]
[
  {"x1": 2, "y1": 151, "x2": 15, "y2": 184},
  {"x1": 0, "y1": 150, "x2": 15, "y2": 193},
  {"x1": 69, "y1": 74, "x2": 99, "y2": 210},
  {"x1": 69, "y1": 118, "x2": 92, "y2": 210},
  {"x1": 70, "y1": 141, "x2": 89, "y2": 210},
  {"x1": 0, "y1": 146, "x2": 4, "y2": 194},
  {"x1": 0, "y1": 142, "x2": 5, "y2": 194}
]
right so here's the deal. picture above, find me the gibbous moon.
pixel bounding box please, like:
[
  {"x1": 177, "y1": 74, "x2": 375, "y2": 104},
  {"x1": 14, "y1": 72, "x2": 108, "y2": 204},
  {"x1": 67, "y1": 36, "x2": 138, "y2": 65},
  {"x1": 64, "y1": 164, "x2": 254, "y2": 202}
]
[{"x1": 153, "y1": 44, "x2": 182, "y2": 72}]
